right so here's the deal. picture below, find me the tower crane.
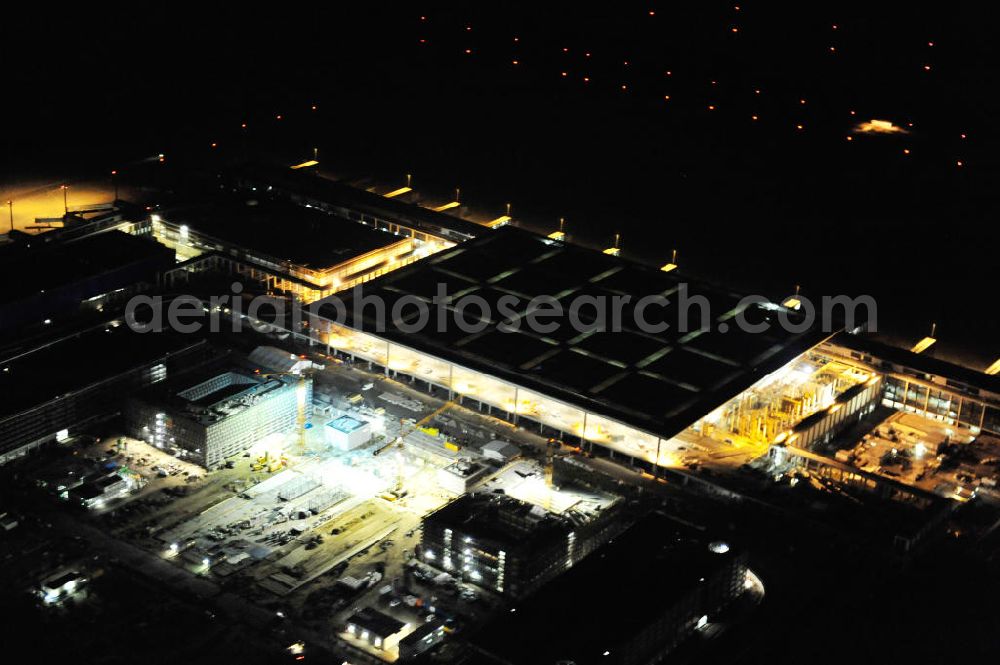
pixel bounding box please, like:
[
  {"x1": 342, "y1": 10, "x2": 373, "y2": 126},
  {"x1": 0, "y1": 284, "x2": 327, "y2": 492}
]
[
  {"x1": 373, "y1": 400, "x2": 455, "y2": 492},
  {"x1": 256, "y1": 369, "x2": 311, "y2": 457}
]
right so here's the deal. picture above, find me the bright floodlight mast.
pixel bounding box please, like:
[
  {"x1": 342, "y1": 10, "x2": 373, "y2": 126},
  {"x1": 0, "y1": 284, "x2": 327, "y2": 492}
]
[
  {"x1": 660, "y1": 248, "x2": 679, "y2": 273},
  {"x1": 548, "y1": 217, "x2": 567, "y2": 241},
  {"x1": 603, "y1": 232, "x2": 622, "y2": 256}
]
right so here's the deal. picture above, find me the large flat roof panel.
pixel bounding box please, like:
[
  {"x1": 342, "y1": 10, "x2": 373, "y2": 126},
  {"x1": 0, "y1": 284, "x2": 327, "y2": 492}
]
[{"x1": 316, "y1": 226, "x2": 833, "y2": 442}]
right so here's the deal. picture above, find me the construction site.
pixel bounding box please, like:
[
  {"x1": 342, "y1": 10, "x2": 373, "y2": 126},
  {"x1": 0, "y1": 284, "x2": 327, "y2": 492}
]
[
  {"x1": 691, "y1": 354, "x2": 873, "y2": 446},
  {"x1": 663, "y1": 353, "x2": 877, "y2": 469},
  {"x1": 38, "y1": 333, "x2": 634, "y2": 663}
]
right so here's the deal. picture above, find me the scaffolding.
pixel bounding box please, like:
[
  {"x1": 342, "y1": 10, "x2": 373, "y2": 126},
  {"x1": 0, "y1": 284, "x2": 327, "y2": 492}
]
[
  {"x1": 277, "y1": 474, "x2": 321, "y2": 501},
  {"x1": 695, "y1": 356, "x2": 872, "y2": 445}
]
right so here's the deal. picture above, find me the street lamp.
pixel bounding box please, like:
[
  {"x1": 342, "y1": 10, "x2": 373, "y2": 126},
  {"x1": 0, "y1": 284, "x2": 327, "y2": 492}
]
[
  {"x1": 61, "y1": 185, "x2": 68, "y2": 214},
  {"x1": 6, "y1": 200, "x2": 12, "y2": 233},
  {"x1": 111, "y1": 170, "x2": 119, "y2": 201}
]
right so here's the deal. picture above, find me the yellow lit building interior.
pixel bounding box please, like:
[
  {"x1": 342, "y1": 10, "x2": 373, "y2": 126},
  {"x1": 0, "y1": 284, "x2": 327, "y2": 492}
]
[
  {"x1": 689, "y1": 355, "x2": 873, "y2": 447},
  {"x1": 148, "y1": 217, "x2": 451, "y2": 302},
  {"x1": 323, "y1": 322, "x2": 688, "y2": 468},
  {"x1": 322, "y1": 321, "x2": 873, "y2": 471}
]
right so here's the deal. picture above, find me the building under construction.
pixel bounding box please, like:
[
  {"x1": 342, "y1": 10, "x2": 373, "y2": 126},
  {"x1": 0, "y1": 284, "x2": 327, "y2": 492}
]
[
  {"x1": 472, "y1": 513, "x2": 750, "y2": 665},
  {"x1": 686, "y1": 352, "x2": 878, "y2": 450},
  {"x1": 419, "y1": 491, "x2": 622, "y2": 598},
  {"x1": 126, "y1": 358, "x2": 312, "y2": 468}
]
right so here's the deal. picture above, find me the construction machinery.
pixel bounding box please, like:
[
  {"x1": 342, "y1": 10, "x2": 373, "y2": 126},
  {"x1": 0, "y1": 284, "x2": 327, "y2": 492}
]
[
  {"x1": 376, "y1": 400, "x2": 456, "y2": 492},
  {"x1": 376, "y1": 400, "x2": 455, "y2": 455},
  {"x1": 250, "y1": 451, "x2": 288, "y2": 473},
  {"x1": 398, "y1": 401, "x2": 455, "y2": 444}
]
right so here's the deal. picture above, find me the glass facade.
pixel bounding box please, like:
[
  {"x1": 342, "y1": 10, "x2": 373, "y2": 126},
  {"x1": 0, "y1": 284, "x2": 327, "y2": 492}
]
[
  {"x1": 320, "y1": 323, "x2": 676, "y2": 467},
  {"x1": 387, "y1": 342, "x2": 451, "y2": 388},
  {"x1": 326, "y1": 324, "x2": 389, "y2": 367},
  {"x1": 451, "y1": 365, "x2": 516, "y2": 412},
  {"x1": 882, "y1": 375, "x2": 997, "y2": 434}
]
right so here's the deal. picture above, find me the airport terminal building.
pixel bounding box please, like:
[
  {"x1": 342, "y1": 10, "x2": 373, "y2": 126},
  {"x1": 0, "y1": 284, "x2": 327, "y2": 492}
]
[
  {"x1": 143, "y1": 196, "x2": 439, "y2": 303},
  {"x1": 313, "y1": 226, "x2": 838, "y2": 474}
]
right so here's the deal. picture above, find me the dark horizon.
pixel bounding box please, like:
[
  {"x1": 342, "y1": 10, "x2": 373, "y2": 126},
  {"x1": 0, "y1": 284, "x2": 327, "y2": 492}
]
[{"x1": 5, "y1": 4, "x2": 999, "y2": 356}]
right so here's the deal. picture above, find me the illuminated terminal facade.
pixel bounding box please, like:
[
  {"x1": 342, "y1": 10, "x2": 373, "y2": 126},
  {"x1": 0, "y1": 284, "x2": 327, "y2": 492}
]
[
  {"x1": 820, "y1": 335, "x2": 1000, "y2": 436},
  {"x1": 312, "y1": 226, "x2": 837, "y2": 474},
  {"x1": 137, "y1": 196, "x2": 448, "y2": 302},
  {"x1": 308, "y1": 225, "x2": 998, "y2": 483}
]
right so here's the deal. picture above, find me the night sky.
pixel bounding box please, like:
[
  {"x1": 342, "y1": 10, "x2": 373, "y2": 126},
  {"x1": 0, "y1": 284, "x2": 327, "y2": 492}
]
[{"x1": 6, "y1": 3, "x2": 999, "y2": 354}]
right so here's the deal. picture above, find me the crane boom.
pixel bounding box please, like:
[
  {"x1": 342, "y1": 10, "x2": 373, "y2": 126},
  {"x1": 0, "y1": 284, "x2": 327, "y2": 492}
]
[{"x1": 257, "y1": 369, "x2": 310, "y2": 455}]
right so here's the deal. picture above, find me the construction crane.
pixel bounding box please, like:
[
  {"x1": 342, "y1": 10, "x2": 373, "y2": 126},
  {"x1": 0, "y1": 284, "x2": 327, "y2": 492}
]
[
  {"x1": 401, "y1": 400, "x2": 455, "y2": 441},
  {"x1": 373, "y1": 400, "x2": 455, "y2": 494},
  {"x1": 257, "y1": 369, "x2": 311, "y2": 457},
  {"x1": 374, "y1": 399, "x2": 455, "y2": 456}
]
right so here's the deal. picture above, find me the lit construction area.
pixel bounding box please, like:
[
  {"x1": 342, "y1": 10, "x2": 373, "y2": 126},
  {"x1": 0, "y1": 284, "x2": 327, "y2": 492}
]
[
  {"x1": 126, "y1": 362, "x2": 312, "y2": 469},
  {"x1": 668, "y1": 354, "x2": 875, "y2": 468},
  {"x1": 148, "y1": 362, "x2": 527, "y2": 600},
  {"x1": 156, "y1": 451, "x2": 415, "y2": 593},
  {"x1": 822, "y1": 408, "x2": 1000, "y2": 501},
  {"x1": 312, "y1": 226, "x2": 832, "y2": 476},
  {"x1": 478, "y1": 459, "x2": 620, "y2": 517}
]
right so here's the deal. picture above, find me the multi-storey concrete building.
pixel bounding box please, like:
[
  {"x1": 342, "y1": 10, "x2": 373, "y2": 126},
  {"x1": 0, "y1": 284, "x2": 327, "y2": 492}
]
[
  {"x1": 127, "y1": 363, "x2": 312, "y2": 468},
  {"x1": 420, "y1": 492, "x2": 621, "y2": 598}
]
